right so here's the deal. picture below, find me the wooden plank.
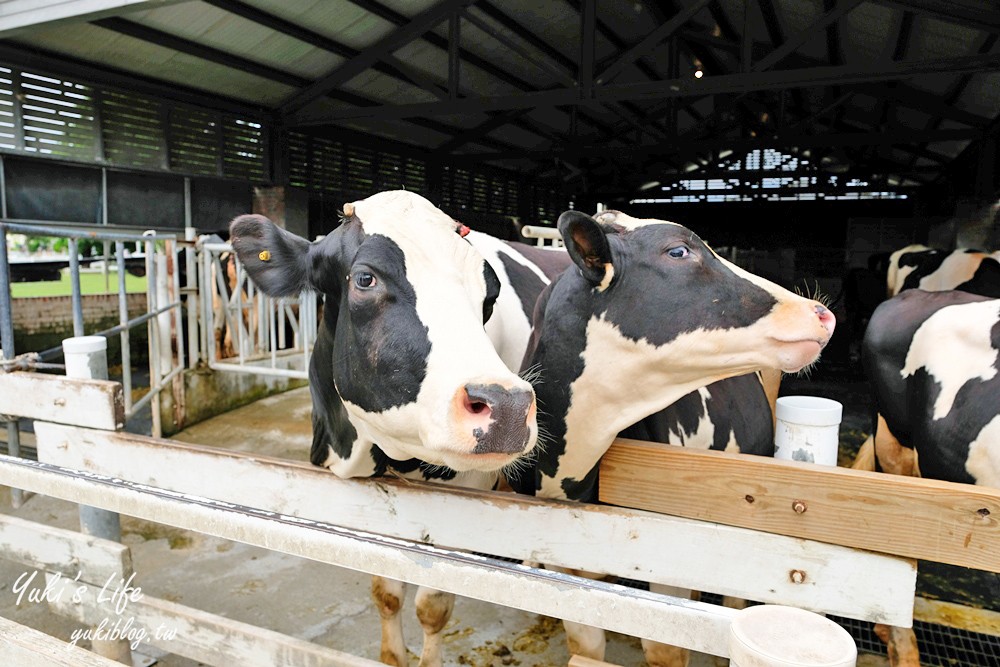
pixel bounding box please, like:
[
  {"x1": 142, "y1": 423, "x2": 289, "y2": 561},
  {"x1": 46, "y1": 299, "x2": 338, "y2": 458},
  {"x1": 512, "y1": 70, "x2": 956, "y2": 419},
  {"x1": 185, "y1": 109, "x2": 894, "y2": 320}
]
[
  {"x1": 0, "y1": 372, "x2": 124, "y2": 431},
  {"x1": 569, "y1": 656, "x2": 622, "y2": 667},
  {"x1": 0, "y1": 454, "x2": 739, "y2": 657},
  {"x1": 0, "y1": 512, "x2": 131, "y2": 584},
  {"x1": 600, "y1": 439, "x2": 1000, "y2": 573},
  {"x1": 913, "y1": 597, "x2": 1000, "y2": 636},
  {"x1": 0, "y1": 616, "x2": 123, "y2": 667},
  {"x1": 33, "y1": 422, "x2": 916, "y2": 625},
  {"x1": 48, "y1": 581, "x2": 384, "y2": 667}
]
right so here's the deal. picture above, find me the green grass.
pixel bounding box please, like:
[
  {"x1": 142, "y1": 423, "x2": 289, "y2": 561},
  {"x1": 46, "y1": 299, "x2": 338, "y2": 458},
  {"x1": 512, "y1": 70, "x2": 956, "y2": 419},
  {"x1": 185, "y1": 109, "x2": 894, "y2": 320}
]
[{"x1": 11, "y1": 269, "x2": 147, "y2": 298}]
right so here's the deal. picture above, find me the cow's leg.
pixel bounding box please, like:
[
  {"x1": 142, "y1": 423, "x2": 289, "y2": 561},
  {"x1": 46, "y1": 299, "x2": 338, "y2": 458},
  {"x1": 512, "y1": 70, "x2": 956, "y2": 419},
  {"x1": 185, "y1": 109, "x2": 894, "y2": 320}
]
[
  {"x1": 640, "y1": 584, "x2": 694, "y2": 667},
  {"x1": 851, "y1": 435, "x2": 877, "y2": 471},
  {"x1": 546, "y1": 566, "x2": 609, "y2": 659},
  {"x1": 414, "y1": 586, "x2": 455, "y2": 667},
  {"x1": 874, "y1": 623, "x2": 921, "y2": 667},
  {"x1": 873, "y1": 414, "x2": 921, "y2": 477},
  {"x1": 372, "y1": 576, "x2": 409, "y2": 666}
]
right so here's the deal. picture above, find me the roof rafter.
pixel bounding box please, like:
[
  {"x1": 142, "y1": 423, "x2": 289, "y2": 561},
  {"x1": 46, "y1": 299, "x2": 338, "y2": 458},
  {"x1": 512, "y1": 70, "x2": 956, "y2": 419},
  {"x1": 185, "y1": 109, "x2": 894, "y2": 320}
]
[{"x1": 278, "y1": 0, "x2": 480, "y2": 116}]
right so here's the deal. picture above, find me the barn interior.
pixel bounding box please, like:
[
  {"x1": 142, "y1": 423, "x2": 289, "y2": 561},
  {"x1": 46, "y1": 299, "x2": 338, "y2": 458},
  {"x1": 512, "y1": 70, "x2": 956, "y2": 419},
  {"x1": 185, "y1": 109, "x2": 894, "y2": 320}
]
[{"x1": 2, "y1": 1, "x2": 1000, "y2": 666}]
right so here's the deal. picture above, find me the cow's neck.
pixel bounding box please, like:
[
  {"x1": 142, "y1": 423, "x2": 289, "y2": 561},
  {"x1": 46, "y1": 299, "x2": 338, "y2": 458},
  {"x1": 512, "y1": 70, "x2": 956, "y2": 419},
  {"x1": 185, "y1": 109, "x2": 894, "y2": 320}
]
[{"x1": 532, "y1": 292, "x2": 742, "y2": 502}]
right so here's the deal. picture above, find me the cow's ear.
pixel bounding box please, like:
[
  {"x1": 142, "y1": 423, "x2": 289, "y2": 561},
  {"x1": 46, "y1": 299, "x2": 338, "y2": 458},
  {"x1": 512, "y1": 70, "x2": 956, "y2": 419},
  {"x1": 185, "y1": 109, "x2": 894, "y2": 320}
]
[
  {"x1": 230, "y1": 215, "x2": 311, "y2": 297},
  {"x1": 558, "y1": 210, "x2": 614, "y2": 289}
]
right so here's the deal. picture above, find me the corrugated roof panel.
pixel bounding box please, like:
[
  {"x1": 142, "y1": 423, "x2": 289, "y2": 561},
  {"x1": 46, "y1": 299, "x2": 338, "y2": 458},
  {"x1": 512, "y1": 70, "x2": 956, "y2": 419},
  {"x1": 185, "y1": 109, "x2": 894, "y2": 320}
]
[
  {"x1": 925, "y1": 139, "x2": 971, "y2": 159},
  {"x1": 774, "y1": 0, "x2": 827, "y2": 62},
  {"x1": 241, "y1": 0, "x2": 397, "y2": 52},
  {"x1": 841, "y1": 3, "x2": 897, "y2": 66},
  {"x1": 956, "y1": 72, "x2": 1000, "y2": 119},
  {"x1": 393, "y1": 38, "x2": 524, "y2": 97},
  {"x1": 9, "y1": 23, "x2": 296, "y2": 105},
  {"x1": 129, "y1": 1, "x2": 343, "y2": 79},
  {"x1": 341, "y1": 69, "x2": 438, "y2": 106},
  {"x1": 893, "y1": 106, "x2": 934, "y2": 130},
  {"x1": 910, "y1": 16, "x2": 985, "y2": 60}
]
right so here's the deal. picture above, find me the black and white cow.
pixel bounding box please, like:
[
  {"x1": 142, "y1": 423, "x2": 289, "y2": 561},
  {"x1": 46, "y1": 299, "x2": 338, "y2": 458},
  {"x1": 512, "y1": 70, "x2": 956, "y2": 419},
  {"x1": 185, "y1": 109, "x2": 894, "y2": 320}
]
[
  {"x1": 514, "y1": 209, "x2": 835, "y2": 667},
  {"x1": 886, "y1": 244, "x2": 1000, "y2": 298},
  {"x1": 857, "y1": 288, "x2": 1000, "y2": 667},
  {"x1": 229, "y1": 190, "x2": 569, "y2": 667}
]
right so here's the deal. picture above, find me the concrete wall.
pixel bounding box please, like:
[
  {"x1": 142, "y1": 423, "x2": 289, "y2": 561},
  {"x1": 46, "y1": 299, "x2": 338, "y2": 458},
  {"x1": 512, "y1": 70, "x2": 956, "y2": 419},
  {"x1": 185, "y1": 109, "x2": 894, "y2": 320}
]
[
  {"x1": 11, "y1": 293, "x2": 148, "y2": 356},
  {"x1": 159, "y1": 356, "x2": 308, "y2": 436},
  {"x1": 252, "y1": 186, "x2": 309, "y2": 238}
]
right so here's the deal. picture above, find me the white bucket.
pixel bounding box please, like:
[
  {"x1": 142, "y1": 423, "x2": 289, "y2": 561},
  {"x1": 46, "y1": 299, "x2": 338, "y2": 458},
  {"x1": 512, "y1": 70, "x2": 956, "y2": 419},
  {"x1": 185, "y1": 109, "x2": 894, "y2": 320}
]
[
  {"x1": 729, "y1": 604, "x2": 857, "y2": 667},
  {"x1": 62, "y1": 336, "x2": 108, "y2": 381},
  {"x1": 774, "y1": 395, "x2": 842, "y2": 467}
]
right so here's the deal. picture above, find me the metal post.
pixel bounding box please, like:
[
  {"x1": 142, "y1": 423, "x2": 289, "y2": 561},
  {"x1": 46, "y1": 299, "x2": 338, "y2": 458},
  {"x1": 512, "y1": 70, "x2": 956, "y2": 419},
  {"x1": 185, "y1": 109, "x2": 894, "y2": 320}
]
[
  {"x1": 0, "y1": 224, "x2": 24, "y2": 506},
  {"x1": 185, "y1": 226, "x2": 199, "y2": 367},
  {"x1": 101, "y1": 167, "x2": 110, "y2": 293},
  {"x1": 0, "y1": 154, "x2": 7, "y2": 219},
  {"x1": 145, "y1": 238, "x2": 163, "y2": 438},
  {"x1": 68, "y1": 238, "x2": 84, "y2": 337},
  {"x1": 62, "y1": 335, "x2": 132, "y2": 664},
  {"x1": 116, "y1": 241, "x2": 133, "y2": 416}
]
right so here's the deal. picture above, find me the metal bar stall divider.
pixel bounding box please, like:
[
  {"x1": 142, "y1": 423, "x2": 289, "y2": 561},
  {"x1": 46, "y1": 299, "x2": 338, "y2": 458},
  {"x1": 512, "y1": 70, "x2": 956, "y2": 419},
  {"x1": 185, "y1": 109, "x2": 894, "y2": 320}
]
[{"x1": 0, "y1": 219, "x2": 184, "y2": 439}]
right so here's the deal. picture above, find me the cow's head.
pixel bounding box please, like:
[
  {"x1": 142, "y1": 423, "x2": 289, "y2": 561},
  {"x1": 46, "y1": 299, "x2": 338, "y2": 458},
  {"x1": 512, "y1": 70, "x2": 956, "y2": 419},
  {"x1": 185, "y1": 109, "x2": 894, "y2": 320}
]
[
  {"x1": 229, "y1": 191, "x2": 537, "y2": 473},
  {"x1": 559, "y1": 209, "x2": 835, "y2": 377}
]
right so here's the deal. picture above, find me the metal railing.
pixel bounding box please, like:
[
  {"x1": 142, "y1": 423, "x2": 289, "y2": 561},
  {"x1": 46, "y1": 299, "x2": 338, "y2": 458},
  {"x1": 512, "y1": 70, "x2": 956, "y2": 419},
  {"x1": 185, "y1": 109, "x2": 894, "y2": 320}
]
[
  {"x1": 520, "y1": 225, "x2": 563, "y2": 247},
  {"x1": 0, "y1": 220, "x2": 185, "y2": 439},
  {"x1": 197, "y1": 239, "x2": 317, "y2": 380}
]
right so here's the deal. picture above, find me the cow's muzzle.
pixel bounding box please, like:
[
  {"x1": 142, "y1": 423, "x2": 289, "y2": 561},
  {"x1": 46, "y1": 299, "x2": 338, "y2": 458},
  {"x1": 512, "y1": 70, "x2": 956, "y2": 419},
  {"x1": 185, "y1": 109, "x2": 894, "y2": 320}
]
[{"x1": 459, "y1": 383, "x2": 535, "y2": 455}]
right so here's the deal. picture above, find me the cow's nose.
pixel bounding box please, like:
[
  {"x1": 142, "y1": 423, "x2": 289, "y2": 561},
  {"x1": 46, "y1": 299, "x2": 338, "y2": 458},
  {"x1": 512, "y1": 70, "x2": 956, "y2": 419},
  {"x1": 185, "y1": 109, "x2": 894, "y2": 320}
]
[
  {"x1": 461, "y1": 383, "x2": 535, "y2": 455},
  {"x1": 815, "y1": 304, "x2": 836, "y2": 336}
]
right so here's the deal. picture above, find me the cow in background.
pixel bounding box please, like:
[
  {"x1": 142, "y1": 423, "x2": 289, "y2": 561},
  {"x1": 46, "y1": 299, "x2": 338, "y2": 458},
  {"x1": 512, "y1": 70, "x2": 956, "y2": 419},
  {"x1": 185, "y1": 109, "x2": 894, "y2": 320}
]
[
  {"x1": 886, "y1": 244, "x2": 1000, "y2": 298},
  {"x1": 856, "y1": 289, "x2": 1000, "y2": 666},
  {"x1": 514, "y1": 209, "x2": 834, "y2": 667}
]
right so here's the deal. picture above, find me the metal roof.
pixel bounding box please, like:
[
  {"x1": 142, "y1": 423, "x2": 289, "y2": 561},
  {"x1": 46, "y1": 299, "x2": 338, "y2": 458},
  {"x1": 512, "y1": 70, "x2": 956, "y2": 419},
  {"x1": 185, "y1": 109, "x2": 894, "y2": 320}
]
[{"x1": 3, "y1": 0, "x2": 999, "y2": 198}]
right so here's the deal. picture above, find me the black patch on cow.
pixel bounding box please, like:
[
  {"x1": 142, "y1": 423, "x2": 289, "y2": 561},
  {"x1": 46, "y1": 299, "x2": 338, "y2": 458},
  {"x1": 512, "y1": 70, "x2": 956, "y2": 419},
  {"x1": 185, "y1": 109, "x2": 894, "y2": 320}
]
[
  {"x1": 483, "y1": 262, "x2": 501, "y2": 323},
  {"x1": 369, "y1": 446, "x2": 459, "y2": 481},
  {"x1": 498, "y1": 253, "x2": 547, "y2": 320},
  {"x1": 897, "y1": 249, "x2": 946, "y2": 292},
  {"x1": 956, "y1": 257, "x2": 1000, "y2": 298},
  {"x1": 599, "y1": 225, "x2": 776, "y2": 348},
  {"x1": 332, "y1": 237, "x2": 432, "y2": 412},
  {"x1": 618, "y1": 373, "x2": 774, "y2": 455},
  {"x1": 863, "y1": 289, "x2": 999, "y2": 485},
  {"x1": 309, "y1": 314, "x2": 359, "y2": 465}
]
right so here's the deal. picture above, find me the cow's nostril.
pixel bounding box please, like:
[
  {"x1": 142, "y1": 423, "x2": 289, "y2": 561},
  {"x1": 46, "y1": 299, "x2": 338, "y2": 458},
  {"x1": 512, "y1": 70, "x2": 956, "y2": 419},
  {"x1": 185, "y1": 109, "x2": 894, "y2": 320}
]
[
  {"x1": 466, "y1": 399, "x2": 489, "y2": 415},
  {"x1": 815, "y1": 304, "x2": 836, "y2": 333}
]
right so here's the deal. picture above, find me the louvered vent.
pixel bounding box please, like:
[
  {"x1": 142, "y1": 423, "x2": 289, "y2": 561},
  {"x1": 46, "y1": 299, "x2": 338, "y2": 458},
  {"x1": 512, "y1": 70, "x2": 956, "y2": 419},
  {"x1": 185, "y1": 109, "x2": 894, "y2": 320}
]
[
  {"x1": 19, "y1": 70, "x2": 97, "y2": 160},
  {"x1": 222, "y1": 116, "x2": 266, "y2": 181},
  {"x1": 344, "y1": 145, "x2": 375, "y2": 201},
  {"x1": 101, "y1": 89, "x2": 165, "y2": 168},
  {"x1": 169, "y1": 106, "x2": 220, "y2": 176},
  {"x1": 0, "y1": 66, "x2": 14, "y2": 149}
]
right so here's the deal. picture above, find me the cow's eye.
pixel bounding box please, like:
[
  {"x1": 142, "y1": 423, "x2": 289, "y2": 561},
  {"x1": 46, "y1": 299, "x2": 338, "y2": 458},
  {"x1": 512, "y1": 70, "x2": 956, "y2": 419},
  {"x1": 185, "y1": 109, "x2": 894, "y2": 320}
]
[
  {"x1": 667, "y1": 245, "x2": 690, "y2": 259},
  {"x1": 354, "y1": 272, "x2": 376, "y2": 289}
]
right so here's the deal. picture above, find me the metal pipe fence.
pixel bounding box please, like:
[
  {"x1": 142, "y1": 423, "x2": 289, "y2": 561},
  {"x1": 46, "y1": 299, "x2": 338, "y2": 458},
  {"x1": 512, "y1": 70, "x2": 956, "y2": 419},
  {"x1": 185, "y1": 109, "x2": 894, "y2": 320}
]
[{"x1": 0, "y1": 219, "x2": 184, "y2": 438}]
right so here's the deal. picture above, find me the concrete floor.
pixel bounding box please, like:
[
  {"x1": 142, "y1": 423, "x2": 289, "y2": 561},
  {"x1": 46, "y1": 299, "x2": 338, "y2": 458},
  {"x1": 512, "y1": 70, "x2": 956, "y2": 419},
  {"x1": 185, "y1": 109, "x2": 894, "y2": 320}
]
[{"x1": 3, "y1": 386, "x2": 747, "y2": 667}]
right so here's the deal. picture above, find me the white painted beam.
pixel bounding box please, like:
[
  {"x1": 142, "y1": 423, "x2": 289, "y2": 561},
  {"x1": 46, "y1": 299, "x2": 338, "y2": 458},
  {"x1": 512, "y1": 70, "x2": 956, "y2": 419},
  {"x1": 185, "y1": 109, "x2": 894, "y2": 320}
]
[
  {"x1": 0, "y1": 615, "x2": 124, "y2": 667},
  {"x1": 0, "y1": 454, "x2": 739, "y2": 657},
  {"x1": 0, "y1": 0, "x2": 177, "y2": 37},
  {"x1": 34, "y1": 422, "x2": 917, "y2": 626}
]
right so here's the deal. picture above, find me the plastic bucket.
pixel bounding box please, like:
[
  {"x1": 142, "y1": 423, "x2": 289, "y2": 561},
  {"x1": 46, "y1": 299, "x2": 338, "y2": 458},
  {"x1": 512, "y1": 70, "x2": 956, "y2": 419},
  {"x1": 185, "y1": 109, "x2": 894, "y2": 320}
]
[
  {"x1": 729, "y1": 604, "x2": 857, "y2": 667},
  {"x1": 62, "y1": 336, "x2": 108, "y2": 381},
  {"x1": 773, "y1": 396, "x2": 842, "y2": 467}
]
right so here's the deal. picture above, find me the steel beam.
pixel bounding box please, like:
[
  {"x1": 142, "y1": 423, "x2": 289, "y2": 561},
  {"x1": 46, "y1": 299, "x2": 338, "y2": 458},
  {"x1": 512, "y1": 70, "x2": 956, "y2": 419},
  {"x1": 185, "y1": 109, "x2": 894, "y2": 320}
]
[
  {"x1": 874, "y1": 0, "x2": 1000, "y2": 35},
  {"x1": 279, "y1": 0, "x2": 480, "y2": 115},
  {"x1": 289, "y1": 53, "x2": 1000, "y2": 123},
  {"x1": 753, "y1": 0, "x2": 864, "y2": 72},
  {"x1": 596, "y1": 0, "x2": 712, "y2": 84}
]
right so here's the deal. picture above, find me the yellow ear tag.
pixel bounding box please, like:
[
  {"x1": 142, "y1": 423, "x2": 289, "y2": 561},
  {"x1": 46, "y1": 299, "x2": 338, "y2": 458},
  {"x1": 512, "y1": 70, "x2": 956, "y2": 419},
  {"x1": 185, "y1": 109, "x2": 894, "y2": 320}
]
[{"x1": 258, "y1": 250, "x2": 271, "y2": 262}]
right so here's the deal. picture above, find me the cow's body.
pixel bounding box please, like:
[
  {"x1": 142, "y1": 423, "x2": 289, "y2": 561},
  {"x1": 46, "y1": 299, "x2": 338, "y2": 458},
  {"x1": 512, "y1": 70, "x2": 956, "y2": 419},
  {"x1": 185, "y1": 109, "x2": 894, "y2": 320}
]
[
  {"x1": 858, "y1": 288, "x2": 1000, "y2": 666},
  {"x1": 864, "y1": 289, "x2": 1000, "y2": 486},
  {"x1": 516, "y1": 209, "x2": 834, "y2": 666},
  {"x1": 886, "y1": 244, "x2": 1000, "y2": 298},
  {"x1": 230, "y1": 191, "x2": 568, "y2": 667}
]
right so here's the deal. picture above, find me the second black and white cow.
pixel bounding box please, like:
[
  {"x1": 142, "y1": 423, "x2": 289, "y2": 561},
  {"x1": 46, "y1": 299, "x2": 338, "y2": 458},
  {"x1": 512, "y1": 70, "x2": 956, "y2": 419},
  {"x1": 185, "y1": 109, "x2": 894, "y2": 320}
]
[
  {"x1": 857, "y1": 288, "x2": 1000, "y2": 667},
  {"x1": 229, "y1": 190, "x2": 569, "y2": 667},
  {"x1": 514, "y1": 209, "x2": 835, "y2": 666},
  {"x1": 886, "y1": 244, "x2": 1000, "y2": 298}
]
